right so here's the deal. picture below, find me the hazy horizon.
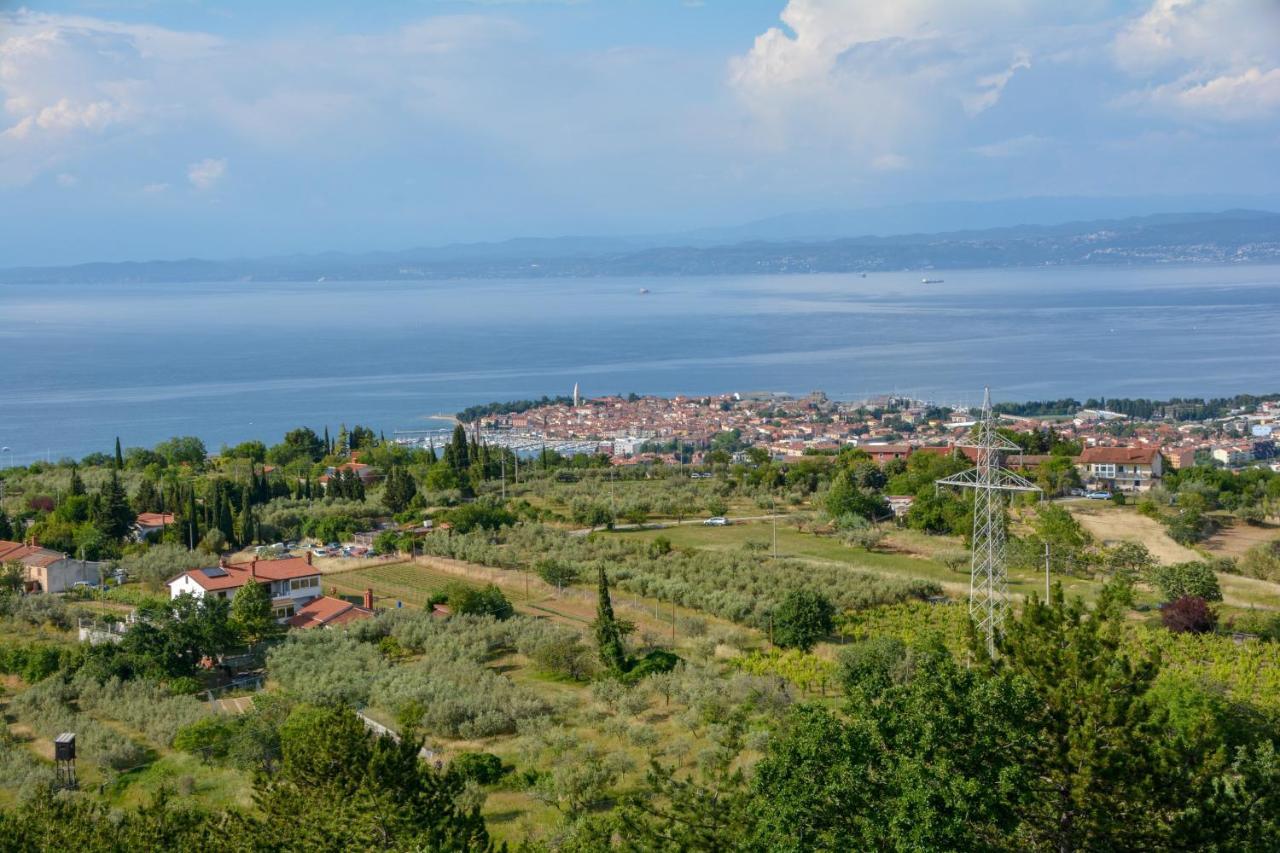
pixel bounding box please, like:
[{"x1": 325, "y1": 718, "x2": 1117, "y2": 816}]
[{"x1": 3, "y1": 1, "x2": 1278, "y2": 266}]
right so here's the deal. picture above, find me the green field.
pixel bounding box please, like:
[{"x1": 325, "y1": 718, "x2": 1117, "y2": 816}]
[
  {"x1": 323, "y1": 562, "x2": 484, "y2": 609},
  {"x1": 610, "y1": 520, "x2": 1156, "y2": 606}
]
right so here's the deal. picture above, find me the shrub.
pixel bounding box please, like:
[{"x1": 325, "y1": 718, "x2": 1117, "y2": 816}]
[
  {"x1": 1161, "y1": 596, "x2": 1217, "y2": 635},
  {"x1": 1148, "y1": 561, "x2": 1223, "y2": 603},
  {"x1": 174, "y1": 715, "x2": 241, "y2": 761},
  {"x1": 772, "y1": 589, "x2": 835, "y2": 652},
  {"x1": 621, "y1": 649, "x2": 681, "y2": 685},
  {"x1": 445, "y1": 584, "x2": 514, "y2": 620},
  {"x1": 451, "y1": 751, "x2": 507, "y2": 785}
]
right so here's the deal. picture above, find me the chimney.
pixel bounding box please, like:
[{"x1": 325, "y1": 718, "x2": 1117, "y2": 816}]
[
  {"x1": 363, "y1": 588, "x2": 374, "y2": 611},
  {"x1": 218, "y1": 555, "x2": 228, "y2": 569},
  {"x1": 250, "y1": 560, "x2": 256, "y2": 580},
  {"x1": 305, "y1": 551, "x2": 312, "y2": 566}
]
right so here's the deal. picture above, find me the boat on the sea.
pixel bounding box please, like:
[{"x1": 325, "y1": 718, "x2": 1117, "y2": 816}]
[
  {"x1": 921, "y1": 278, "x2": 943, "y2": 284},
  {"x1": 639, "y1": 287, "x2": 650, "y2": 294}
]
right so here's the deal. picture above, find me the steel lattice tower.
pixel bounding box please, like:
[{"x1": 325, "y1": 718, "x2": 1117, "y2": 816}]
[{"x1": 936, "y1": 387, "x2": 1041, "y2": 655}]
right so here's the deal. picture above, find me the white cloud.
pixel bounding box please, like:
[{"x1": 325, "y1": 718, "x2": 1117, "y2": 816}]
[
  {"x1": 1114, "y1": 0, "x2": 1280, "y2": 119},
  {"x1": 187, "y1": 157, "x2": 227, "y2": 190},
  {"x1": 970, "y1": 133, "x2": 1048, "y2": 158},
  {"x1": 964, "y1": 51, "x2": 1031, "y2": 116},
  {"x1": 726, "y1": 1, "x2": 1051, "y2": 170},
  {"x1": 55, "y1": 172, "x2": 77, "y2": 187}
]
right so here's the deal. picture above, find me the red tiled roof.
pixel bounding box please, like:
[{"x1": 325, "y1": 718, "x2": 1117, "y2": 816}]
[
  {"x1": 136, "y1": 512, "x2": 175, "y2": 527},
  {"x1": 170, "y1": 556, "x2": 317, "y2": 592},
  {"x1": 1078, "y1": 446, "x2": 1160, "y2": 465},
  {"x1": 0, "y1": 540, "x2": 66, "y2": 566},
  {"x1": 287, "y1": 595, "x2": 373, "y2": 629}
]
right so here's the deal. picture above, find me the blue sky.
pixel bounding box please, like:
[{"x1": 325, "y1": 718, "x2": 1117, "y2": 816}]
[{"x1": 2, "y1": 0, "x2": 1278, "y2": 265}]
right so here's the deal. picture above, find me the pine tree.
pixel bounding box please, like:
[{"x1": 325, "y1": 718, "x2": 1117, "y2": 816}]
[
  {"x1": 95, "y1": 468, "x2": 133, "y2": 540},
  {"x1": 383, "y1": 467, "x2": 417, "y2": 514},
  {"x1": 593, "y1": 566, "x2": 631, "y2": 673},
  {"x1": 114, "y1": 437, "x2": 124, "y2": 470}
]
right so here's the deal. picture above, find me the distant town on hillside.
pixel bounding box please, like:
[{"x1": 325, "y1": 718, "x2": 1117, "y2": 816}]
[{"x1": 5, "y1": 209, "x2": 1279, "y2": 284}]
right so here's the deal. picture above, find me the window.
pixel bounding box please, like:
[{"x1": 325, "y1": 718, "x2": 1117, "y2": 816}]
[{"x1": 273, "y1": 605, "x2": 296, "y2": 619}]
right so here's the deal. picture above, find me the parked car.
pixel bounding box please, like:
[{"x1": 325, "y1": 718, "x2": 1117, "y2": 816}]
[
  {"x1": 703, "y1": 516, "x2": 729, "y2": 526},
  {"x1": 1085, "y1": 491, "x2": 1112, "y2": 500},
  {"x1": 312, "y1": 547, "x2": 328, "y2": 557},
  {"x1": 1068, "y1": 488, "x2": 1086, "y2": 497}
]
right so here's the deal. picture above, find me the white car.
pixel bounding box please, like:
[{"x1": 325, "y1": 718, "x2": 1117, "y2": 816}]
[{"x1": 703, "y1": 516, "x2": 729, "y2": 526}]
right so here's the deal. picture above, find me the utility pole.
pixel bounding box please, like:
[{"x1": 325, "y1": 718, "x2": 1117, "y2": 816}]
[
  {"x1": 501, "y1": 454, "x2": 506, "y2": 501},
  {"x1": 1044, "y1": 541, "x2": 1051, "y2": 601},
  {"x1": 672, "y1": 597, "x2": 677, "y2": 643},
  {"x1": 936, "y1": 387, "x2": 1041, "y2": 656},
  {"x1": 771, "y1": 488, "x2": 778, "y2": 559}
]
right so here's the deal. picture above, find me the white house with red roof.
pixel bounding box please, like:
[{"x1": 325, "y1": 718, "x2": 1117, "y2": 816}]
[
  {"x1": 1076, "y1": 446, "x2": 1163, "y2": 492},
  {"x1": 167, "y1": 554, "x2": 323, "y2": 621}
]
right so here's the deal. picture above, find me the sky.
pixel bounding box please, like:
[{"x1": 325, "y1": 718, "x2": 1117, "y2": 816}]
[{"x1": 1, "y1": 0, "x2": 1278, "y2": 265}]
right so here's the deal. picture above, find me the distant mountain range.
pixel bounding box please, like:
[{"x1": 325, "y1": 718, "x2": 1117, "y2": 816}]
[{"x1": 5, "y1": 209, "x2": 1279, "y2": 284}]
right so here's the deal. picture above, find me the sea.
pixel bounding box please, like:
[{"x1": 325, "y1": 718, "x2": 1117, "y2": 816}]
[{"x1": 3, "y1": 264, "x2": 1280, "y2": 464}]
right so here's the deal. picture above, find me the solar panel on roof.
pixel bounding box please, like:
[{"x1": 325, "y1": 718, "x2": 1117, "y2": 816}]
[{"x1": 200, "y1": 567, "x2": 229, "y2": 578}]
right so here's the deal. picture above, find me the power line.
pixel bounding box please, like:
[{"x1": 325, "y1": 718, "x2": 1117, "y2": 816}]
[{"x1": 936, "y1": 387, "x2": 1041, "y2": 656}]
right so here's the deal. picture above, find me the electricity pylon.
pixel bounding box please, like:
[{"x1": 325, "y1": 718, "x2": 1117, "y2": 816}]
[{"x1": 936, "y1": 387, "x2": 1040, "y2": 655}]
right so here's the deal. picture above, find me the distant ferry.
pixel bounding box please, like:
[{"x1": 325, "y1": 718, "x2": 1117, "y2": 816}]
[
  {"x1": 921, "y1": 278, "x2": 943, "y2": 284},
  {"x1": 639, "y1": 287, "x2": 650, "y2": 294}
]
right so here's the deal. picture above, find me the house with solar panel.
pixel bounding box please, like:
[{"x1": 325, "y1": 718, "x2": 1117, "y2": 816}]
[{"x1": 166, "y1": 555, "x2": 324, "y2": 622}]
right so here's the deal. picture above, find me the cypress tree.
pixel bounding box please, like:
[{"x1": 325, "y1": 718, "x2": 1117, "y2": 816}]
[
  {"x1": 447, "y1": 424, "x2": 470, "y2": 473},
  {"x1": 593, "y1": 566, "x2": 630, "y2": 673},
  {"x1": 217, "y1": 484, "x2": 235, "y2": 544},
  {"x1": 187, "y1": 488, "x2": 200, "y2": 548},
  {"x1": 68, "y1": 465, "x2": 86, "y2": 496},
  {"x1": 239, "y1": 488, "x2": 256, "y2": 546},
  {"x1": 114, "y1": 437, "x2": 124, "y2": 470},
  {"x1": 427, "y1": 440, "x2": 437, "y2": 465},
  {"x1": 324, "y1": 426, "x2": 332, "y2": 456}
]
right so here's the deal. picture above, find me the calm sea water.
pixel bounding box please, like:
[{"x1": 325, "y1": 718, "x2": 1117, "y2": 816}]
[{"x1": 3, "y1": 265, "x2": 1280, "y2": 463}]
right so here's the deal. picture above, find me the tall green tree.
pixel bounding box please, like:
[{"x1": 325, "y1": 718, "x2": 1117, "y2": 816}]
[
  {"x1": 239, "y1": 488, "x2": 257, "y2": 546},
  {"x1": 230, "y1": 578, "x2": 279, "y2": 646},
  {"x1": 114, "y1": 436, "x2": 124, "y2": 470},
  {"x1": 68, "y1": 465, "x2": 86, "y2": 496},
  {"x1": 133, "y1": 478, "x2": 160, "y2": 514},
  {"x1": 383, "y1": 466, "x2": 418, "y2": 514},
  {"x1": 94, "y1": 468, "x2": 134, "y2": 540},
  {"x1": 593, "y1": 566, "x2": 632, "y2": 672}
]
